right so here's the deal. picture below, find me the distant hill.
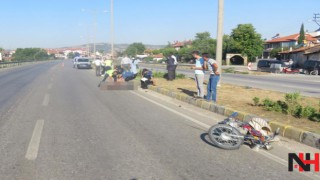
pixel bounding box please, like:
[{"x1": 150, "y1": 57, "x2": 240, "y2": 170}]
[{"x1": 62, "y1": 43, "x2": 165, "y2": 53}]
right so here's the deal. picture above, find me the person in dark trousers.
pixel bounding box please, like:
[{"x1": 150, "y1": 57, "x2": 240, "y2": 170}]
[
  {"x1": 166, "y1": 55, "x2": 175, "y2": 81},
  {"x1": 140, "y1": 68, "x2": 155, "y2": 89},
  {"x1": 203, "y1": 53, "x2": 220, "y2": 102},
  {"x1": 172, "y1": 54, "x2": 178, "y2": 79}
]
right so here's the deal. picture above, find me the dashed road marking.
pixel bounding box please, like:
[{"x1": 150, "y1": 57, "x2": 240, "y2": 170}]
[
  {"x1": 25, "y1": 120, "x2": 44, "y2": 160},
  {"x1": 47, "y1": 83, "x2": 53, "y2": 90},
  {"x1": 42, "y1": 94, "x2": 50, "y2": 106}
]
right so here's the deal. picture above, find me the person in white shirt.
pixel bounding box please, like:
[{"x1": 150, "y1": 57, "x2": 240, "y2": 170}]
[
  {"x1": 94, "y1": 59, "x2": 102, "y2": 76},
  {"x1": 191, "y1": 51, "x2": 205, "y2": 98},
  {"x1": 171, "y1": 54, "x2": 178, "y2": 79},
  {"x1": 130, "y1": 58, "x2": 141, "y2": 75},
  {"x1": 121, "y1": 55, "x2": 131, "y2": 72}
]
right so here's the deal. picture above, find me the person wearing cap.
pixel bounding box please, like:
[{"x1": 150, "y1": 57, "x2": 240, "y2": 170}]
[
  {"x1": 203, "y1": 53, "x2": 220, "y2": 102},
  {"x1": 191, "y1": 51, "x2": 205, "y2": 98}
]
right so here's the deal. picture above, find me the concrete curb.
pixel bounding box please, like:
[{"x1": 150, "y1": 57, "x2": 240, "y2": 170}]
[{"x1": 147, "y1": 86, "x2": 320, "y2": 149}]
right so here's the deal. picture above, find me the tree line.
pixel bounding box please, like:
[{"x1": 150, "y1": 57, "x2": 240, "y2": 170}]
[
  {"x1": 12, "y1": 48, "x2": 52, "y2": 61},
  {"x1": 124, "y1": 24, "x2": 264, "y2": 62}
]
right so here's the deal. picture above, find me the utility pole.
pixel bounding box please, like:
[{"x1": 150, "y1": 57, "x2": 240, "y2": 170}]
[
  {"x1": 216, "y1": 0, "x2": 224, "y2": 82},
  {"x1": 110, "y1": 0, "x2": 115, "y2": 59},
  {"x1": 93, "y1": 12, "x2": 97, "y2": 59},
  {"x1": 82, "y1": 9, "x2": 108, "y2": 59},
  {"x1": 313, "y1": 13, "x2": 320, "y2": 31}
]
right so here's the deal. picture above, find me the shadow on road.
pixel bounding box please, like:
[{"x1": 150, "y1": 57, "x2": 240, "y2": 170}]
[{"x1": 200, "y1": 133, "x2": 218, "y2": 148}]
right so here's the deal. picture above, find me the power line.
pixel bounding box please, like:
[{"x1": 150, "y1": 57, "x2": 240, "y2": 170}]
[{"x1": 313, "y1": 13, "x2": 320, "y2": 27}]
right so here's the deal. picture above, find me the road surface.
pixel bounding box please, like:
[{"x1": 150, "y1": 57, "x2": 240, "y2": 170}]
[
  {"x1": 0, "y1": 61, "x2": 319, "y2": 179},
  {"x1": 141, "y1": 64, "x2": 320, "y2": 97}
]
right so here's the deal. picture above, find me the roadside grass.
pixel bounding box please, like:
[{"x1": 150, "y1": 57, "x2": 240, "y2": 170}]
[{"x1": 153, "y1": 77, "x2": 320, "y2": 134}]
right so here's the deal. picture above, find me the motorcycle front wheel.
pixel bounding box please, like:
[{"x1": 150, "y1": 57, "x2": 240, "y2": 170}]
[{"x1": 208, "y1": 124, "x2": 244, "y2": 150}]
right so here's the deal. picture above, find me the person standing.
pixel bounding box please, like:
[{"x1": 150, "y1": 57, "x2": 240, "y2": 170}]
[
  {"x1": 94, "y1": 59, "x2": 102, "y2": 76},
  {"x1": 167, "y1": 55, "x2": 175, "y2": 81},
  {"x1": 203, "y1": 53, "x2": 220, "y2": 102},
  {"x1": 102, "y1": 59, "x2": 113, "y2": 75},
  {"x1": 191, "y1": 51, "x2": 205, "y2": 98},
  {"x1": 171, "y1": 54, "x2": 178, "y2": 79},
  {"x1": 130, "y1": 58, "x2": 141, "y2": 76},
  {"x1": 121, "y1": 55, "x2": 131, "y2": 72}
]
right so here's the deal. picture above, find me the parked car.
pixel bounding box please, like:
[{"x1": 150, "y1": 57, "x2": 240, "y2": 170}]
[
  {"x1": 304, "y1": 60, "x2": 320, "y2": 75},
  {"x1": 76, "y1": 58, "x2": 91, "y2": 69},
  {"x1": 257, "y1": 59, "x2": 282, "y2": 72}
]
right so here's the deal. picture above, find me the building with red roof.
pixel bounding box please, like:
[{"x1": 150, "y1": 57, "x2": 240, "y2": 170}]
[
  {"x1": 265, "y1": 33, "x2": 318, "y2": 50},
  {"x1": 172, "y1": 40, "x2": 192, "y2": 51}
]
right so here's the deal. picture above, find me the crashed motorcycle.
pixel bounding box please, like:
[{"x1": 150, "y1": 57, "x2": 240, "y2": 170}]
[{"x1": 208, "y1": 112, "x2": 280, "y2": 150}]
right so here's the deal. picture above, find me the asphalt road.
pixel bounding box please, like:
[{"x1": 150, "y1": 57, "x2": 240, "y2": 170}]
[
  {"x1": 141, "y1": 64, "x2": 320, "y2": 97},
  {"x1": 0, "y1": 60, "x2": 319, "y2": 180}
]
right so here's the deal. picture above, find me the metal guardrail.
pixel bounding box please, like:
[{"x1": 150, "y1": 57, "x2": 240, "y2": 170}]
[{"x1": 0, "y1": 60, "x2": 46, "y2": 69}]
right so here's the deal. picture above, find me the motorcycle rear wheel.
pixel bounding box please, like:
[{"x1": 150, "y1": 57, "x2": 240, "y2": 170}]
[{"x1": 208, "y1": 124, "x2": 244, "y2": 150}]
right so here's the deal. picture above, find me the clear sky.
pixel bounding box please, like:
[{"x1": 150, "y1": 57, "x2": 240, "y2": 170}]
[{"x1": 1, "y1": 0, "x2": 320, "y2": 49}]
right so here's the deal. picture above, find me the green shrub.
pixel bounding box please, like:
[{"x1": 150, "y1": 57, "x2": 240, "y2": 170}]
[
  {"x1": 258, "y1": 92, "x2": 319, "y2": 122},
  {"x1": 272, "y1": 102, "x2": 283, "y2": 112},
  {"x1": 223, "y1": 67, "x2": 235, "y2": 73},
  {"x1": 252, "y1": 97, "x2": 260, "y2": 106},
  {"x1": 293, "y1": 105, "x2": 303, "y2": 118},
  {"x1": 277, "y1": 100, "x2": 288, "y2": 112},
  {"x1": 301, "y1": 106, "x2": 317, "y2": 119},
  {"x1": 262, "y1": 98, "x2": 274, "y2": 111},
  {"x1": 176, "y1": 73, "x2": 186, "y2": 79},
  {"x1": 144, "y1": 57, "x2": 153, "y2": 61},
  {"x1": 310, "y1": 113, "x2": 320, "y2": 122},
  {"x1": 152, "y1": 71, "x2": 166, "y2": 78},
  {"x1": 285, "y1": 92, "x2": 301, "y2": 115}
]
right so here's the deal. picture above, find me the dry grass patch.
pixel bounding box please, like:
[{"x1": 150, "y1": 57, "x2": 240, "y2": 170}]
[{"x1": 153, "y1": 77, "x2": 320, "y2": 133}]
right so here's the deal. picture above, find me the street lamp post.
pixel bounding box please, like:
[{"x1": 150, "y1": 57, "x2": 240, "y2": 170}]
[
  {"x1": 82, "y1": 9, "x2": 108, "y2": 59},
  {"x1": 216, "y1": 0, "x2": 224, "y2": 83},
  {"x1": 110, "y1": 0, "x2": 115, "y2": 59}
]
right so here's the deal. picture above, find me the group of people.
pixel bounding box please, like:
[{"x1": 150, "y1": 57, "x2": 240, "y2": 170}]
[
  {"x1": 191, "y1": 51, "x2": 220, "y2": 102},
  {"x1": 95, "y1": 52, "x2": 219, "y2": 102},
  {"x1": 164, "y1": 51, "x2": 219, "y2": 102},
  {"x1": 96, "y1": 56, "x2": 141, "y2": 87}
]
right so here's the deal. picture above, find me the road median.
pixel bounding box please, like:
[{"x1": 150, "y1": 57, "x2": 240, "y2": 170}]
[{"x1": 147, "y1": 84, "x2": 320, "y2": 149}]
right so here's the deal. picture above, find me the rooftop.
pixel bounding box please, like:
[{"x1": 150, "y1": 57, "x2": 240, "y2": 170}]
[{"x1": 266, "y1": 33, "x2": 317, "y2": 43}]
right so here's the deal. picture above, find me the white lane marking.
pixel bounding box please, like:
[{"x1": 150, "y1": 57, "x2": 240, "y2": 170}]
[
  {"x1": 47, "y1": 83, "x2": 53, "y2": 90},
  {"x1": 25, "y1": 120, "x2": 45, "y2": 160},
  {"x1": 131, "y1": 91, "x2": 318, "y2": 180},
  {"x1": 42, "y1": 94, "x2": 50, "y2": 106},
  {"x1": 130, "y1": 91, "x2": 210, "y2": 129}
]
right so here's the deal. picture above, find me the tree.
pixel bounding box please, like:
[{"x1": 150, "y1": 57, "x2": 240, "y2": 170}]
[
  {"x1": 12, "y1": 48, "x2": 49, "y2": 61},
  {"x1": 67, "y1": 52, "x2": 76, "y2": 59},
  {"x1": 152, "y1": 49, "x2": 161, "y2": 55},
  {"x1": 270, "y1": 48, "x2": 281, "y2": 59},
  {"x1": 298, "y1": 23, "x2": 305, "y2": 45},
  {"x1": 98, "y1": 49, "x2": 105, "y2": 54},
  {"x1": 177, "y1": 47, "x2": 194, "y2": 62},
  {"x1": 229, "y1": 24, "x2": 264, "y2": 62},
  {"x1": 192, "y1": 32, "x2": 216, "y2": 58},
  {"x1": 159, "y1": 47, "x2": 177, "y2": 57},
  {"x1": 222, "y1": 34, "x2": 232, "y2": 60},
  {"x1": 124, "y1": 42, "x2": 146, "y2": 56}
]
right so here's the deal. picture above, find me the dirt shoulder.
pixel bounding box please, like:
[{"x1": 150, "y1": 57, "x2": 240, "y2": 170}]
[{"x1": 153, "y1": 77, "x2": 320, "y2": 134}]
